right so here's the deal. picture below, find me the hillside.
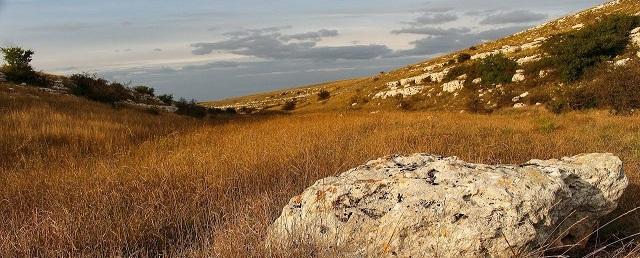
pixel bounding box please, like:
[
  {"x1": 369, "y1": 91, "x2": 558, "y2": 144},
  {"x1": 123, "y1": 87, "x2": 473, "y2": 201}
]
[
  {"x1": 204, "y1": 0, "x2": 640, "y2": 114},
  {"x1": 3, "y1": 80, "x2": 640, "y2": 256}
]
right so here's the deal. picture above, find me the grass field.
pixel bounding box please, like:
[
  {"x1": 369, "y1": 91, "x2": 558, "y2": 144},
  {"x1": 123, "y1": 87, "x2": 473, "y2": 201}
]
[{"x1": 1, "y1": 84, "x2": 639, "y2": 257}]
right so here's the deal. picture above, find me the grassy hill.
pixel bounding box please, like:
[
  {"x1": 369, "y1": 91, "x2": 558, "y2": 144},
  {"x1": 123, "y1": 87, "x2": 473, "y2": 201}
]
[
  {"x1": 204, "y1": 0, "x2": 640, "y2": 115},
  {"x1": 2, "y1": 82, "x2": 640, "y2": 256},
  {"x1": 3, "y1": 0, "x2": 640, "y2": 257}
]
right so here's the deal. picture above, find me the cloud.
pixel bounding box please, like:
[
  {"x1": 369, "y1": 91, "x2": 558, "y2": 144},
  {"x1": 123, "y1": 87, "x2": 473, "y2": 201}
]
[
  {"x1": 411, "y1": 13, "x2": 458, "y2": 25},
  {"x1": 191, "y1": 27, "x2": 391, "y2": 61},
  {"x1": 222, "y1": 26, "x2": 292, "y2": 38},
  {"x1": 391, "y1": 25, "x2": 529, "y2": 57},
  {"x1": 392, "y1": 26, "x2": 471, "y2": 36},
  {"x1": 479, "y1": 10, "x2": 547, "y2": 25},
  {"x1": 279, "y1": 29, "x2": 339, "y2": 41},
  {"x1": 153, "y1": 48, "x2": 163, "y2": 52},
  {"x1": 182, "y1": 61, "x2": 244, "y2": 71},
  {"x1": 420, "y1": 7, "x2": 455, "y2": 13},
  {"x1": 30, "y1": 22, "x2": 93, "y2": 32}
]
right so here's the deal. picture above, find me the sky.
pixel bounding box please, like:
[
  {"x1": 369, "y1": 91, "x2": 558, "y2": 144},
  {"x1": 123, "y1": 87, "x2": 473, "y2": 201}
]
[{"x1": 0, "y1": 0, "x2": 607, "y2": 101}]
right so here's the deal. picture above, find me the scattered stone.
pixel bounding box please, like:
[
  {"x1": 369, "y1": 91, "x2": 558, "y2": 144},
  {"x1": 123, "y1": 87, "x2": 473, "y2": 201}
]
[
  {"x1": 631, "y1": 27, "x2": 640, "y2": 47},
  {"x1": 572, "y1": 23, "x2": 584, "y2": 29},
  {"x1": 385, "y1": 81, "x2": 400, "y2": 87},
  {"x1": 52, "y1": 80, "x2": 66, "y2": 90},
  {"x1": 399, "y1": 78, "x2": 415, "y2": 86},
  {"x1": 267, "y1": 153, "x2": 627, "y2": 257},
  {"x1": 512, "y1": 92, "x2": 530, "y2": 102},
  {"x1": 513, "y1": 102, "x2": 527, "y2": 108},
  {"x1": 539, "y1": 70, "x2": 552, "y2": 78},
  {"x1": 615, "y1": 58, "x2": 631, "y2": 67},
  {"x1": 472, "y1": 78, "x2": 482, "y2": 84},
  {"x1": 517, "y1": 55, "x2": 541, "y2": 65},
  {"x1": 374, "y1": 86, "x2": 424, "y2": 99},
  {"x1": 430, "y1": 68, "x2": 450, "y2": 83},
  {"x1": 512, "y1": 70, "x2": 526, "y2": 82},
  {"x1": 442, "y1": 80, "x2": 465, "y2": 93}
]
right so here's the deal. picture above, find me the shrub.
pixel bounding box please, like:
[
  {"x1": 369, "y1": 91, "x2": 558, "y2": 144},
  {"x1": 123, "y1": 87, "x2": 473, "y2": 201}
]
[
  {"x1": 238, "y1": 106, "x2": 256, "y2": 114},
  {"x1": 444, "y1": 63, "x2": 479, "y2": 82},
  {"x1": 145, "y1": 107, "x2": 161, "y2": 116},
  {"x1": 395, "y1": 95, "x2": 413, "y2": 111},
  {"x1": 457, "y1": 53, "x2": 471, "y2": 63},
  {"x1": 175, "y1": 98, "x2": 207, "y2": 118},
  {"x1": 282, "y1": 100, "x2": 297, "y2": 111},
  {"x1": 70, "y1": 73, "x2": 131, "y2": 103},
  {"x1": 547, "y1": 86, "x2": 598, "y2": 113},
  {"x1": 224, "y1": 107, "x2": 237, "y2": 114},
  {"x1": 537, "y1": 117, "x2": 559, "y2": 134},
  {"x1": 133, "y1": 86, "x2": 155, "y2": 95},
  {"x1": 0, "y1": 46, "x2": 43, "y2": 85},
  {"x1": 207, "y1": 107, "x2": 236, "y2": 115},
  {"x1": 465, "y1": 94, "x2": 489, "y2": 113},
  {"x1": 317, "y1": 90, "x2": 331, "y2": 101},
  {"x1": 158, "y1": 94, "x2": 174, "y2": 104},
  {"x1": 590, "y1": 64, "x2": 640, "y2": 114},
  {"x1": 478, "y1": 54, "x2": 517, "y2": 84},
  {"x1": 541, "y1": 15, "x2": 640, "y2": 82}
]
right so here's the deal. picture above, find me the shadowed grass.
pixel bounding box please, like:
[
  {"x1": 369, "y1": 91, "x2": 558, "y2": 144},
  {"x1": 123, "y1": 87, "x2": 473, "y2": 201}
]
[{"x1": 1, "y1": 84, "x2": 639, "y2": 257}]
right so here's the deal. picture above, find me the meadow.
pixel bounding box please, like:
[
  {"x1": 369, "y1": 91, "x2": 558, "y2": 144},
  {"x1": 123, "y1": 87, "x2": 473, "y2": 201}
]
[{"x1": 1, "y1": 85, "x2": 640, "y2": 257}]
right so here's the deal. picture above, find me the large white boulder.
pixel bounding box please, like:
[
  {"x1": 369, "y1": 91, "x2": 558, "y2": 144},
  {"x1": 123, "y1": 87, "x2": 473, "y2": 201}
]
[{"x1": 267, "y1": 153, "x2": 628, "y2": 257}]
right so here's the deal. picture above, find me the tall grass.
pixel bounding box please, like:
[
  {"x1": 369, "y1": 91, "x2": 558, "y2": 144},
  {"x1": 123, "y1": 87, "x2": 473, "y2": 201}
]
[{"x1": 1, "y1": 85, "x2": 639, "y2": 256}]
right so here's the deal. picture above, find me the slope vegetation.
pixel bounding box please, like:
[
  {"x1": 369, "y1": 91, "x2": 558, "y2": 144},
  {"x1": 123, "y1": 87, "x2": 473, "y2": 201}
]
[{"x1": 205, "y1": 0, "x2": 640, "y2": 115}]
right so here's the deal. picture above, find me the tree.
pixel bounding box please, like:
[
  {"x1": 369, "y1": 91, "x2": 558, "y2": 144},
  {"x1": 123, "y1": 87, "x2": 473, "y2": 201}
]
[
  {"x1": 132, "y1": 85, "x2": 155, "y2": 95},
  {"x1": 1, "y1": 46, "x2": 38, "y2": 83}
]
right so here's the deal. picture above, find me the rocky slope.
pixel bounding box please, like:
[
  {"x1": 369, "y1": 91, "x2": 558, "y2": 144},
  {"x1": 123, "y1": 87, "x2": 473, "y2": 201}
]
[{"x1": 204, "y1": 0, "x2": 640, "y2": 114}]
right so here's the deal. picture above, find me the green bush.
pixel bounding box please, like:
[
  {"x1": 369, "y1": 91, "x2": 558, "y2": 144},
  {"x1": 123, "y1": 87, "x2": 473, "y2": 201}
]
[
  {"x1": 547, "y1": 62, "x2": 640, "y2": 114},
  {"x1": 444, "y1": 63, "x2": 480, "y2": 82},
  {"x1": 478, "y1": 54, "x2": 517, "y2": 84},
  {"x1": 536, "y1": 117, "x2": 559, "y2": 134},
  {"x1": 317, "y1": 90, "x2": 331, "y2": 100},
  {"x1": 591, "y1": 64, "x2": 640, "y2": 114},
  {"x1": 70, "y1": 73, "x2": 131, "y2": 103},
  {"x1": 542, "y1": 15, "x2": 640, "y2": 82},
  {"x1": 282, "y1": 100, "x2": 297, "y2": 111},
  {"x1": 132, "y1": 85, "x2": 155, "y2": 95},
  {"x1": 175, "y1": 98, "x2": 207, "y2": 118},
  {"x1": 457, "y1": 53, "x2": 471, "y2": 63},
  {"x1": 158, "y1": 94, "x2": 174, "y2": 104}
]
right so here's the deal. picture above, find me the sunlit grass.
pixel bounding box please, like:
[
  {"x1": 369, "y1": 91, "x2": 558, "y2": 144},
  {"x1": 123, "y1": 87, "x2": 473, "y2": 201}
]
[{"x1": 1, "y1": 84, "x2": 639, "y2": 257}]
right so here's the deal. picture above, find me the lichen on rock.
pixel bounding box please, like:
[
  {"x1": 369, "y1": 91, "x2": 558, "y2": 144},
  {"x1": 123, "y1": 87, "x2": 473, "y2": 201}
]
[{"x1": 266, "y1": 153, "x2": 628, "y2": 257}]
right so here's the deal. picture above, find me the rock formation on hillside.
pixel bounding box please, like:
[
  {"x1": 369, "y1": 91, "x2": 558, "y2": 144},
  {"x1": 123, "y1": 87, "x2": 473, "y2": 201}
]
[{"x1": 267, "y1": 153, "x2": 628, "y2": 257}]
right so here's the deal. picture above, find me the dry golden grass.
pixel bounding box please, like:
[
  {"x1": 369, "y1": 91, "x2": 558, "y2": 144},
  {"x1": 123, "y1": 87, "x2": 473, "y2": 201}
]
[{"x1": 2, "y1": 85, "x2": 640, "y2": 257}]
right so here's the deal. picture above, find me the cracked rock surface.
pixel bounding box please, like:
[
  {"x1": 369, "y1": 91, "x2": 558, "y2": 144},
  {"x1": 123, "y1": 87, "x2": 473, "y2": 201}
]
[{"x1": 266, "y1": 153, "x2": 627, "y2": 257}]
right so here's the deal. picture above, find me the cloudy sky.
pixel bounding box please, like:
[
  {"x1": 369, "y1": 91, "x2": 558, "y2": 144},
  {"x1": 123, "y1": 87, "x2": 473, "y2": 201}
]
[{"x1": 0, "y1": 0, "x2": 606, "y2": 100}]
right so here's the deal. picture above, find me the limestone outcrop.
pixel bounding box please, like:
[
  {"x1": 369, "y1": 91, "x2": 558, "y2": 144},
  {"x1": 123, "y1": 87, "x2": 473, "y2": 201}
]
[{"x1": 267, "y1": 153, "x2": 628, "y2": 257}]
